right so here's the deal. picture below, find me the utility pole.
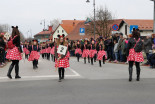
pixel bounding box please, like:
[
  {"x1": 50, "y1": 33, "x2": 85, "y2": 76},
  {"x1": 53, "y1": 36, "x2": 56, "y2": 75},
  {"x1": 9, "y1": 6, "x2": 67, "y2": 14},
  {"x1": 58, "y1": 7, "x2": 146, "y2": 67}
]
[{"x1": 86, "y1": 0, "x2": 96, "y2": 39}]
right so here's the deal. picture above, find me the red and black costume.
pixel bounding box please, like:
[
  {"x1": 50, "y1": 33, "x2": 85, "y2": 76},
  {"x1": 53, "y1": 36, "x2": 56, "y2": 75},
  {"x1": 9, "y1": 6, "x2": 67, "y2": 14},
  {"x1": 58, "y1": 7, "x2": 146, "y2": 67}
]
[
  {"x1": 40, "y1": 43, "x2": 46, "y2": 59},
  {"x1": 75, "y1": 42, "x2": 82, "y2": 62},
  {"x1": 23, "y1": 42, "x2": 30, "y2": 59},
  {"x1": 126, "y1": 29, "x2": 144, "y2": 82},
  {"x1": 6, "y1": 26, "x2": 22, "y2": 79},
  {"x1": 89, "y1": 42, "x2": 97, "y2": 65},
  {"x1": 28, "y1": 41, "x2": 40, "y2": 69},
  {"x1": 55, "y1": 35, "x2": 70, "y2": 82},
  {"x1": 46, "y1": 43, "x2": 51, "y2": 60},
  {"x1": 97, "y1": 44, "x2": 107, "y2": 67},
  {"x1": 82, "y1": 41, "x2": 90, "y2": 64}
]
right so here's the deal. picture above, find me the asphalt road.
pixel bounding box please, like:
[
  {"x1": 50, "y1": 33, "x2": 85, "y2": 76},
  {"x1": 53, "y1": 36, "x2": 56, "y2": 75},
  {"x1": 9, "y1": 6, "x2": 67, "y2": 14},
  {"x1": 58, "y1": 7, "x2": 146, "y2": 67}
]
[{"x1": 0, "y1": 57, "x2": 155, "y2": 104}]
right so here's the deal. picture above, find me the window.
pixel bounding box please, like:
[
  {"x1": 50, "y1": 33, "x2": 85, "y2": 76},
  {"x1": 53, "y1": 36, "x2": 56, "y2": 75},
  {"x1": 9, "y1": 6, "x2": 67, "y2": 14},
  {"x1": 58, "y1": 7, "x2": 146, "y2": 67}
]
[
  {"x1": 62, "y1": 30, "x2": 64, "y2": 33},
  {"x1": 57, "y1": 30, "x2": 59, "y2": 33}
]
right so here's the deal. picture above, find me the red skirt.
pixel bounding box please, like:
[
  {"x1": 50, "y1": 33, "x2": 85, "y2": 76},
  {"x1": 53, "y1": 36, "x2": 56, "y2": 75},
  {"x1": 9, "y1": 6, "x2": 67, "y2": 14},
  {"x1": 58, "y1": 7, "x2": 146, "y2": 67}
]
[
  {"x1": 40, "y1": 50, "x2": 43, "y2": 54},
  {"x1": 6, "y1": 47, "x2": 22, "y2": 60},
  {"x1": 23, "y1": 47, "x2": 26, "y2": 53},
  {"x1": 42, "y1": 49, "x2": 46, "y2": 53},
  {"x1": 89, "y1": 49, "x2": 97, "y2": 58},
  {"x1": 28, "y1": 51, "x2": 40, "y2": 61},
  {"x1": 66, "y1": 51, "x2": 70, "y2": 58},
  {"x1": 25, "y1": 49, "x2": 30, "y2": 55},
  {"x1": 50, "y1": 47, "x2": 55, "y2": 55},
  {"x1": 82, "y1": 49, "x2": 90, "y2": 58},
  {"x1": 47, "y1": 47, "x2": 51, "y2": 53},
  {"x1": 55, "y1": 57, "x2": 70, "y2": 68},
  {"x1": 75, "y1": 48, "x2": 82, "y2": 55},
  {"x1": 97, "y1": 50, "x2": 107, "y2": 60},
  {"x1": 127, "y1": 49, "x2": 144, "y2": 62}
]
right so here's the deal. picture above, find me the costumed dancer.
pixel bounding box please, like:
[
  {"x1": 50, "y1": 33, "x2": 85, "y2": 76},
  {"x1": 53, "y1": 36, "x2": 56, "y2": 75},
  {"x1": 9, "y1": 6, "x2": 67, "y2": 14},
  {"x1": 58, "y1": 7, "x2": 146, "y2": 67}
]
[
  {"x1": 41, "y1": 42, "x2": 46, "y2": 59},
  {"x1": 55, "y1": 34, "x2": 70, "y2": 82},
  {"x1": 89, "y1": 39, "x2": 97, "y2": 65},
  {"x1": 46, "y1": 39, "x2": 52, "y2": 60},
  {"x1": 126, "y1": 28, "x2": 144, "y2": 82},
  {"x1": 75, "y1": 40, "x2": 82, "y2": 62},
  {"x1": 6, "y1": 26, "x2": 22, "y2": 79},
  {"x1": 28, "y1": 40, "x2": 40, "y2": 69},
  {"x1": 23, "y1": 40, "x2": 30, "y2": 59},
  {"x1": 82, "y1": 40, "x2": 90, "y2": 64},
  {"x1": 97, "y1": 39, "x2": 107, "y2": 67},
  {"x1": 50, "y1": 38, "x2": 57, "y2": 62}
]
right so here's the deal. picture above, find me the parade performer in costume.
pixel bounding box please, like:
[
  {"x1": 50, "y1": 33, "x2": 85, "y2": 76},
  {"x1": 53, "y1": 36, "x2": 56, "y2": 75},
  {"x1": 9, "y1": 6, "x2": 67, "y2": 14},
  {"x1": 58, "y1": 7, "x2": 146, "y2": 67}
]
[
  {"x1": 97, "y1": 40, "x2": 107, "y2": 67},
  {"x1": 89, "y1": 39, "x2": 97, "y2": 65},
  {"x1": 55, "y1": 34, "x2": 69, "y2": 82},
  {"x1": 41, "y1": 42, "x2": 46, "y2": 59},
  {"x1": 6, "y1": 26, "x2": 22, "y2": 79},
  {"x1": 82, "y1": 40, "x2": 90, "y2": 64},
  {"x1": 46, "y1": 40, "x2": 52, "y2": 60},
  {"x1": 50, "y1": 38, "x2": 57, "y2": 62},
  {"x1": 75, "y1": 40, "x2": 82, "y2": 62},
  {"x1": 28, "y1": 40, "x2": 40, "y2": 69},
  {"x1": 23, "y1": 40, "x2": 30, "y2": 59},
  {"x1": 126, "y1": 28, "x2": 144, "y2": 82}
]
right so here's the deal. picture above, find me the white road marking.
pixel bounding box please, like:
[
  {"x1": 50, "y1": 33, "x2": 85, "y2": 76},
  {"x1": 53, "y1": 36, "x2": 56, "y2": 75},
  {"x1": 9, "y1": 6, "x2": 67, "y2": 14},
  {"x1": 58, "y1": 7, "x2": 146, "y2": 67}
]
[
  {"x1": 0, "y1": 67, "x2": 82, "y2": 82},
  {"x1": 68, "y1": 67, "x2": 81, "y2": 76}
]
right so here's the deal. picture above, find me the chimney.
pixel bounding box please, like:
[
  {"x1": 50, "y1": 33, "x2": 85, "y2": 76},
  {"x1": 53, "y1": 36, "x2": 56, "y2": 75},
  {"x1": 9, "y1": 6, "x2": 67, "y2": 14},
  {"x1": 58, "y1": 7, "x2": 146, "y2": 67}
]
[
  {"x1": 48, "y1": 26, "x2": 53, "y2": 31},
  {"x1": 73, "y1": 19, "x2": 76, "y2": 26}
]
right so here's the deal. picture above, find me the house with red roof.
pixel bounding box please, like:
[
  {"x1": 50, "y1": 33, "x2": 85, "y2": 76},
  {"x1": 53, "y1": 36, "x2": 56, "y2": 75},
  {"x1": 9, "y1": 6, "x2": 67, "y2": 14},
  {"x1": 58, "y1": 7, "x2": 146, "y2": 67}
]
[
  {"x1": 119, "y1": 19, "x2": 153, "y2": 37},
  {"x1": 50, "y1": 19, "x2": 154, "y2": 40},
  {"x1": 34, "y1": 26, "x2": 53, "y2": 42},
  {"x1": 52, "y1": 20, "x2": 84, "y2": 40}
]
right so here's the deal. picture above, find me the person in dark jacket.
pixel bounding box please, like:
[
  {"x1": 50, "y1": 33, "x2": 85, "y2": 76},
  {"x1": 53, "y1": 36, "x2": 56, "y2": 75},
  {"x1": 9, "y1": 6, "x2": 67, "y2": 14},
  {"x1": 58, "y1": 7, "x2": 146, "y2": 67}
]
[
  {"x1": 126, "y1": 28, "x2": 144, "y2": 82},
  {"x1": 143, "y1": 35, "x2": 152, "y2": 65},
  {"x1": 0, "y1": 34, "x2": 6, "y2": 66},
  {"x1": 6, "y1": 26, "x2": 23, "y2": 79}
]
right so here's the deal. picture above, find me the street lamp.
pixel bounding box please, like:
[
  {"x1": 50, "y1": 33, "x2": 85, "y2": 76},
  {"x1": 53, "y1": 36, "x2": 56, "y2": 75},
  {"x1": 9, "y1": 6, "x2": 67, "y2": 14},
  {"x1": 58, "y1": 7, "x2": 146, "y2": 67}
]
[
  {"x1": 86, "y1": 0, "x2": 96, "y2": 40},
  {"x1": 151, "y1": 0, "x2": 155, "y2": 33}
]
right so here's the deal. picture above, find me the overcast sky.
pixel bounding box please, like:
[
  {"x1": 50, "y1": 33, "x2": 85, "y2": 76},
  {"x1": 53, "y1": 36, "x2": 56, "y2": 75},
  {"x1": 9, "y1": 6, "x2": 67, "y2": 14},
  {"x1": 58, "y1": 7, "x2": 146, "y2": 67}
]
[{"x1": 0, "y1": 0, "x2": 154, "y2": 38}]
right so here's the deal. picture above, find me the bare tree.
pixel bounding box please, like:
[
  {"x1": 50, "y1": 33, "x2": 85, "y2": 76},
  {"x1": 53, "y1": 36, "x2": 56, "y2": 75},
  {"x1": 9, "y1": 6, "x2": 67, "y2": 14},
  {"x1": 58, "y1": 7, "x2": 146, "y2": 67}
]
[
  {"x1": 86, "y1": 7, "x2": 114, "y2": 38},
  {"x1": 50, "y1": 19, "x2": 61, "y2": 30},
  {"x1": 19, "y1": 31, "x2": 25, "y2": 42},
  {"x1": 0, "y1": 24, "x2": 11, "y2": 33}
]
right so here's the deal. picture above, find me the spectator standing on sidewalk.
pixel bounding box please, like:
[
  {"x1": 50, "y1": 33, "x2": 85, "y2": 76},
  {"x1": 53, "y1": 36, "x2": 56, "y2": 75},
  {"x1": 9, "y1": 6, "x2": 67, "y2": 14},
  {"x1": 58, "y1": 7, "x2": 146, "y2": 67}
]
[
  {"x1": 0, "y1": 33, "x2": 6, "y2": 67},
  {"x1": 143, "y1": 35, "x2": 152, "y2": 65}
]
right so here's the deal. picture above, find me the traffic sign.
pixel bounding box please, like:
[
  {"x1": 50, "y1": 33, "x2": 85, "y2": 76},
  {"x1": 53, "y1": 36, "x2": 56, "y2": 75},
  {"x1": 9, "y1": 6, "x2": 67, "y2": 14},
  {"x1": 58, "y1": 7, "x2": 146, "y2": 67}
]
[
  {"x1": 112, "y1": 24, "x2": 119, "y2": 31},
  {"x1": 130, "y1": 25, "x2": 138, "y2": 33},
  {"x1": 80, "y1": 28, "x2": 85, "y2": 35}
]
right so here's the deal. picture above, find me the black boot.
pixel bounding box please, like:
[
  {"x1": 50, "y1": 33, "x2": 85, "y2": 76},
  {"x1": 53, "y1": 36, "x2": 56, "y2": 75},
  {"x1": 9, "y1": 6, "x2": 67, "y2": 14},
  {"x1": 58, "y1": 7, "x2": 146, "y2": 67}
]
[
  {"x1": 15, "y1": 64, "x2": 21, "y2": 79},
  {"x1": 7, "y1": 64, "x2": 14, "y2": 79},
  {"x1": 33, "y1": 61, "x2": 36, "y2": 69},
  {"x1": 54, "y1": 56, "x2": 55, "y2": 62},
  {"x1": 84, "y1": 58, "x2": 86, "y2": 64},
  {"x1": 91, "y1": 58, "x2": 93, "y2": 65},
  {"x1": 88, "y1": 56, "x2": 90, "y2": 63},
  {"x1": 58, "y1": 68, "x2": 62, "y2": 82},
  {"x1": 103, "y1": 56, "x2": 105, "y2": 64},
  {"x1": 129, "y1": 68, "x2": 133, "y2": 82},
  {"x1": 99, "y1": 60, "x2": 102, "y2": 67},
  {"x1": 94, "y1": 54, "x2": 97, "y2": 62},
  {"x1": 61, "y1": 68, "x2": 65, "y2": 79},
  {"x1": 136, "y1": 68, "x2": 141, "y2": 81}
]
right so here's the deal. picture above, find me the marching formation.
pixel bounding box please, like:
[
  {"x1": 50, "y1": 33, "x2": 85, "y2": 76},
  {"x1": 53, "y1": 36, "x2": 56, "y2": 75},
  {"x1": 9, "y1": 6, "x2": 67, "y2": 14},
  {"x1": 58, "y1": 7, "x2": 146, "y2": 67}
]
[{"x1": 1, "y1": 26, "x2": 155, "y2": 82}]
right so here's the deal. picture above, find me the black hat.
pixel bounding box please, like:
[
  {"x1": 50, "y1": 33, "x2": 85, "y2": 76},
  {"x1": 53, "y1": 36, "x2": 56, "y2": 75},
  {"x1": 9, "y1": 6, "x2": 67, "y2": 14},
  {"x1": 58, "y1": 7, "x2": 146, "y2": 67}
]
[{"x1": 32, "y1": 39, "x2": 38, "y2": 42}]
